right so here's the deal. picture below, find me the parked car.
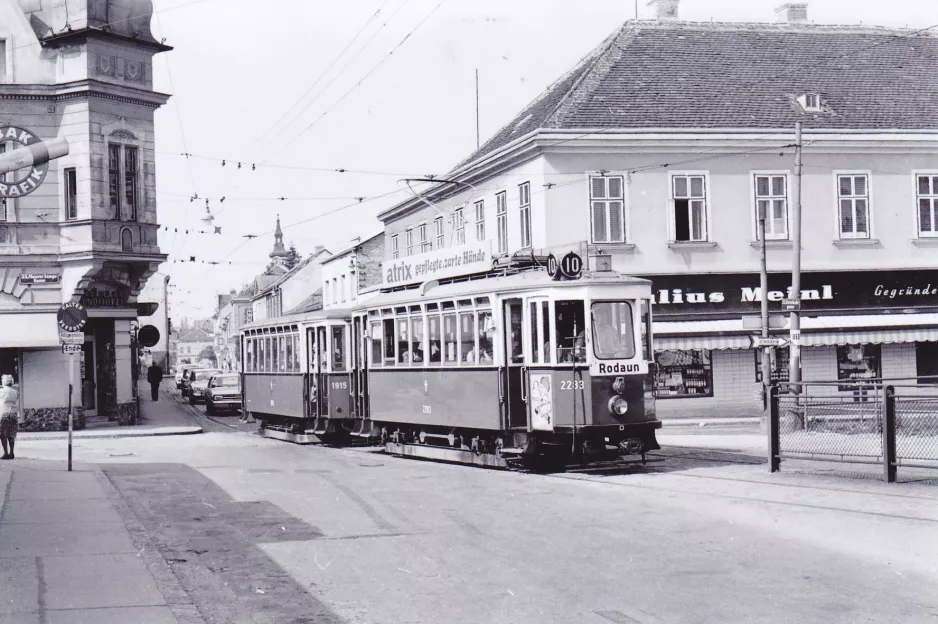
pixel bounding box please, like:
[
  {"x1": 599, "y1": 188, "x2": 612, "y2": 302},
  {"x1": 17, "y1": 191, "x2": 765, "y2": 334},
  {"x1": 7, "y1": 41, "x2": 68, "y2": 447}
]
[
  {"x1": 176, "y1": 365, "x2": 197, "y2": 390},
  {"x1": 187, "y1": 369, "x2": 222, "y2": 405},
  {"x1": 203, "y1": 373, "x2": 242, "y2": 415}
]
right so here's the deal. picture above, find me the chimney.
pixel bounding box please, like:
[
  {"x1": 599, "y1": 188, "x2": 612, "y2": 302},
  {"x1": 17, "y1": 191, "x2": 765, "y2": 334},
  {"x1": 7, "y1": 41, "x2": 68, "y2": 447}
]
[
  {"x1": 646, "y1": 0, "x2": 679, "y2": 20},
  {"x1": 775, "y1": 3, "x2": 808, "y2": 23},
  {"x1": 313, "y1": 244, "x2": 325, "y2": 255}
]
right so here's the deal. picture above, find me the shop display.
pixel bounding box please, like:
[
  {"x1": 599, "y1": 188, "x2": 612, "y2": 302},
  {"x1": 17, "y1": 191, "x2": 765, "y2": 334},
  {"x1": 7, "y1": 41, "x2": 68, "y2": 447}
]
[
  {"x1": 654, "y1": 349, "x2": 713, "y2": 398},
  {"x1": 837, "y1": 344, "x2": 880, "y2": 391}
]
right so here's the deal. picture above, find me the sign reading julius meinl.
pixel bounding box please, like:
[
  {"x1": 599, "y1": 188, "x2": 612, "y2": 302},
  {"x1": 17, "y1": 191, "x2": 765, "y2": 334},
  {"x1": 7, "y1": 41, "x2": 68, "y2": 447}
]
[
  {"x1": 646, "y1": 270, "x2": 938, "y2": 318},
  {"x1": 383, "y1": 240, "x2": 493, "y2": 287}
]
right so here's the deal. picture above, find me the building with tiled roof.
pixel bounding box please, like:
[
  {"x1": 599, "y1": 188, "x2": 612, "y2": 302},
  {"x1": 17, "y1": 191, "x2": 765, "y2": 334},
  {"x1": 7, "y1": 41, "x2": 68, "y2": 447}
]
[{"x1": 374, "y1": 1, "x2": 938, "y2": 420}]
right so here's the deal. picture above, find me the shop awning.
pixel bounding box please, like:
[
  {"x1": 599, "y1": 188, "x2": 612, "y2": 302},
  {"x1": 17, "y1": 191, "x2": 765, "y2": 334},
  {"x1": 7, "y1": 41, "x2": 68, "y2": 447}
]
[
  {"x1": 654, "y1": 313, "x2": 938, "y2": 351},
  {"x1": 0, "y1": 313, "x2": 61, "y2": 348}
]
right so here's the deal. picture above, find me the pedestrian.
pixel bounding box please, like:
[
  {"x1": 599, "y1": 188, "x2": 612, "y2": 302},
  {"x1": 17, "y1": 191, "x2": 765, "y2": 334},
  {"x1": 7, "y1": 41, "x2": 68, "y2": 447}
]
[
  {"x1": 147, "y1": 361, "x2": 164, "y2": 401},
  {"x1": 0, "y1": 375, "x2": 20, "y2": 460}
]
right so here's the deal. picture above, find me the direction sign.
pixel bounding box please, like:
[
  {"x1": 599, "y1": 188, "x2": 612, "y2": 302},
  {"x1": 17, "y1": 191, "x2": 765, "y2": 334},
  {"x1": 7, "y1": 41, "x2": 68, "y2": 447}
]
[
  {"x1": 62, "y1": 344, "x2": 82, "y2": 355},
  {"x1": 57, "y1": 302, "x2": 87, "y2": 332},
  {"x1": 59, "y1": 332, "x2": 84, "y2": 345},
  {"x1": 750, "y1": 335, "x2": 789, "y2": 348},
  {"x1": 741, "y1": 314, "x2": 787, "y2": 330},
  {"x1": 782, "y1": 299, "x2": 801, "y2": 312}
]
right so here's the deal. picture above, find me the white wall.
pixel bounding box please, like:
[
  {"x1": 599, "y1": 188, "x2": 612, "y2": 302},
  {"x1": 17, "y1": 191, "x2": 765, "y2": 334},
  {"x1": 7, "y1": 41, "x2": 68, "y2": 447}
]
[
  {"x1": 280, "y1": 255, "x2": 327, "y2": 313},
  {"x1": 21, "y1": 349, "x2": 70, "y2": 408}
]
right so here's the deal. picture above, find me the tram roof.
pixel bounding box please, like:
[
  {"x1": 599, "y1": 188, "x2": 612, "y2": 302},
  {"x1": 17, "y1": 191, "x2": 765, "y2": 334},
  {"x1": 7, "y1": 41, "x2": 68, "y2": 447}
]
[
  {"x1": 360, "y1": 269, "x2": 650, "y2": 310},
  {"x1": 241, "y1": 306, "x2": 355, "y2": 332}
]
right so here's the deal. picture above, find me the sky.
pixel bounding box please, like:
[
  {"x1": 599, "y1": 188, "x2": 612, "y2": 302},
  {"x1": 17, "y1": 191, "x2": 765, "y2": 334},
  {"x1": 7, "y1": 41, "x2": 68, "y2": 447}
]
[{"x1": 149, "y1": 0, "x2": 938, "y2": 321}]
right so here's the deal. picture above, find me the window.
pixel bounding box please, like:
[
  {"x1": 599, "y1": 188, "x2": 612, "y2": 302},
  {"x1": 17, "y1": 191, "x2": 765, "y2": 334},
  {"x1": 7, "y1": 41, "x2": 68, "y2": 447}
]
[
  {"x1": 755, "y1": 346, "x2": 790, "y2": 384},
  {"x1": 391, "y1": 234, "x2": 399, "y2": 259},
  {"x1": 405, "y1": 228, "x2": 414, "y2": 256},
  {"x1": 496, "y1": 191, "x2": 507, "y2": 253},
  {"x1": 916, "y1": 342, "x2": 938, "y2": 379},
  {"x1": 529, "y1": 301, "x2": 551, "y2": 364},
  {"x1": 120, "y1": 228, "x2": 132, "y2": 251},
  {"x1": 474, "y1": 200, "x2": 485, "y2": 241},
  {"x1": 428, "y1": 315, "x2": 442, "y2": 363},
  {"x1": 671, "y1": 174, "x2": 708, "y2": 242},
  {"x1": 454, "y1": 207, "x2": 465, "y2": 245},
  {"x1": 124, "y1": 146, "x2": 138, "y2": 220},
  {"x1": 754, "y1": 174, "x2": 788, "y2": 239},
  {"x1": 916, "y1": 174, "x2": 938, "y2": 237},
  {"x1": 340, "y1": 275, "x2": 346, "y2": 302},
  {"x1": 0, "y1": 40, "x2": 7, "y2": 82},
  {"x1": 837, "y1": 174, "x2": 870, "y2": 239},
  {"x1": 518, "y1": 182, "x2": 532, "y2": 248},
  {"x1": 108, "y1": 144, "x2": 121, "y2": 219},
  {"x1": 419, "y1": 222, "x2": 430, "y2": 252},
  {"x1": 837, "y1": 344, "x2": 880, "y2": 392},
  {"x1": 654, "y1": 349, "x2": 713, "y2": 397},
  {"x1": 65, "y1": 168, "x2": 78, "y2": 220},
  {"x1": 555, "y1": 300, "x2": 585, "y2": 364},
  {"x1": 332, "y1": 326, "x2": 346, "y2": 371},
  {"x1": 370, "y1": 320, "x2": 383, "y2": 365},
  {"x1": 434, "y1": 216, "x2": 444, "y2": 249},
  {"x1": 799, "y1": 93, "x2": 821, "y2": 111},
  {"x1": 0, "y1": 142, "x2": 10, "y2": 221},
  {"x1": 590, "y1": 175, "x2": 626, "y2": 243},
  {"x1": 590, "y1": 301, "x2": 636, "y2": 359}
]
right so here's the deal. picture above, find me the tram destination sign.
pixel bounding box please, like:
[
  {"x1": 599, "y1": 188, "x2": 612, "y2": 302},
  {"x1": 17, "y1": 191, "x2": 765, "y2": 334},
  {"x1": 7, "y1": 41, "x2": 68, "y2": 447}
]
[{"x1": 383, "y1": 240, "x2": 493, "y2": 287}]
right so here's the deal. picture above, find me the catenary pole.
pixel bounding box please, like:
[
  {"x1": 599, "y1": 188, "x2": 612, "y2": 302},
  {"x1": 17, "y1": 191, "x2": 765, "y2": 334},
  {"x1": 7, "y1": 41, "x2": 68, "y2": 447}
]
[
  {"x1": 67, "y1": 352, "x2": 74, "y2": 471},
  {"x1": 789, "y1": 122, "x2": 803, "y2": 389}
]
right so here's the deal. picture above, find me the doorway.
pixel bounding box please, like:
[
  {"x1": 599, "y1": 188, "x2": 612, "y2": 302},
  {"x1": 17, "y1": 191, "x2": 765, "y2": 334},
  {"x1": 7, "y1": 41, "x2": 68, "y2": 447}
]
[
  {"x1": 82, "y1": 335, "x2": 97, "y2": 416},
  {"x1": 502, "y1": 299, "x2": 528, "y2": 429}
]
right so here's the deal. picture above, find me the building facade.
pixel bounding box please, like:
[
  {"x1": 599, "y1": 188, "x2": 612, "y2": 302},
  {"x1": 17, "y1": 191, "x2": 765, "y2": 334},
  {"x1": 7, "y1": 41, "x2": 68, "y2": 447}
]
[
  {"x1": 136, "y1": 270, "x2": 169, "y2": 370},
  {"x1": 321, "y1": 231, "x2": 384, "y2": 310},
  {"x1": 374, "y1": 4, "x2": 938, "y2": 418},
  {"x1": 1, "y1": 0, "x2": 170, "y2": 428}
]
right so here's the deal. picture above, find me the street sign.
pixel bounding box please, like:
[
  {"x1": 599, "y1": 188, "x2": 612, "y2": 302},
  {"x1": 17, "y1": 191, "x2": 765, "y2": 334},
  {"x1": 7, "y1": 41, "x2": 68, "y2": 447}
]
[
  {"x1": 782, "y1": 299, "x2": 801, "y2": 312},
  {"x1": 741, "y1": 314, "x2": 787, "y2": 330},
  {"x1": 750, "y1": 335, "x2": 789, "y2": 348},
  {"x1": 57, "y1": 302, "x2": 87, "y2": 332},
  {"x1": 62, "y1": 344, "x2": 82, "y2": 354},
  {"x1": 59, "y1": 332, "x2": 84, "y2": 345},
  {"x1": 138, "y1": 325, "x2": 160, "y2": 348}
]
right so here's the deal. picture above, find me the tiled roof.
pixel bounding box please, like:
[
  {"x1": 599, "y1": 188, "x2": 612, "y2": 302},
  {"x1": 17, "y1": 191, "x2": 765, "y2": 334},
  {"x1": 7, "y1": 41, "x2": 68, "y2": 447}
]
[
  {"x1": 454, "y1": 20, "x2": 938, "y2": 169},
  {"x1": 285, "y1": 289, "x2": 323, "y2": 315}
]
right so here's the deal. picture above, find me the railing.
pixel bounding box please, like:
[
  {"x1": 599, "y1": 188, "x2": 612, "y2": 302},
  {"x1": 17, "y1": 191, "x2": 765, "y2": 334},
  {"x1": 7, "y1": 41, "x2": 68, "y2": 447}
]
[{"x1": 769, "y1": 378, "x2": 938, "y2": 482}]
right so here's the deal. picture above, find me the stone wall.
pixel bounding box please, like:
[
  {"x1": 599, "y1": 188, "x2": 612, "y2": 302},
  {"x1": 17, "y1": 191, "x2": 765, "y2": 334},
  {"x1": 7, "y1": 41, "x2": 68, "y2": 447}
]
[{"x1": 21, "y1": 407, "x2": 87, "y2": 432}]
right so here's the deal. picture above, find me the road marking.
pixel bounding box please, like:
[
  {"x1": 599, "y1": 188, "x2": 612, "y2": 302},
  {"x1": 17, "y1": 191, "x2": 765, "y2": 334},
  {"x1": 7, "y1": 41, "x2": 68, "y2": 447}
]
[{"x1": 595, "y1": 608, "x2": 661, "y2": 624}]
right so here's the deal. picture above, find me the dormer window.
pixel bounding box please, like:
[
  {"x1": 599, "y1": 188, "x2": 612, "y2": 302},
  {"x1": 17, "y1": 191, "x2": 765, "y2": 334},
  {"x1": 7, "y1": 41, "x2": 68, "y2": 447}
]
[{"x1": 798, "y1": 93, "x2": 822, "y2": 112}]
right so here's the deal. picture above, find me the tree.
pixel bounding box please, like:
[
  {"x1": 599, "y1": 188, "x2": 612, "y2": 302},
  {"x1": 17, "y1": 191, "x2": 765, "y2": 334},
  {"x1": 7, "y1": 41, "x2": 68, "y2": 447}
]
[
  {"x1": 284, "y1": 243, "x2": 301, "y2": 270},
  {"x1": 198, "y1": 345, "x2": 217, "y2": 365}
]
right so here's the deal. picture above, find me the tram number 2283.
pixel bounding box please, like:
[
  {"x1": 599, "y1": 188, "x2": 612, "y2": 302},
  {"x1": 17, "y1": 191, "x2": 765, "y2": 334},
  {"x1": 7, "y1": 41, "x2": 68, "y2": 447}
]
[{"x1": 559, "y1": 380, "x2": 585, "y2": 390}]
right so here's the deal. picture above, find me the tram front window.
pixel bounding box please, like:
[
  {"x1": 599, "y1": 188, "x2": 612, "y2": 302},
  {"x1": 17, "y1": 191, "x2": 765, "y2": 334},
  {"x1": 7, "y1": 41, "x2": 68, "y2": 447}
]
[
  {"x1": 591, "y1": 301, "x2": 636, "y2": 359},
  {"x1": 556, "y1": 300, "x2": 586, "y2": 364}
]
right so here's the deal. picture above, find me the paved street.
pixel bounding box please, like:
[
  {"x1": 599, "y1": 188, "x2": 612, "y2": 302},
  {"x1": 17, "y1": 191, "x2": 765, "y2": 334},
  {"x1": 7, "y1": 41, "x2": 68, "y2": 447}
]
[{"x1": 1, "y1": 387, "x2": 935, "y2": 623}]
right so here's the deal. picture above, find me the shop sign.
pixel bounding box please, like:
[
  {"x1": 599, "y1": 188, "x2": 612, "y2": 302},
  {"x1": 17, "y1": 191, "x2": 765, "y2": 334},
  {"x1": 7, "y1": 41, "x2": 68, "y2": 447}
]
[
  {"x1": 80, "y1": 285, "x2": 133, "y2": 308},
  {"x1": 382, "y1": 240, "x2": 492, "y2": 287},
  {"x1": 0, "y1": 125, "x2": 51, "y2": 199},
  {"x1": 645, "y1": 270, "x2": 938, "y2": 318},
  {"x1": 19, "y1": 273, "x2": 61, "y2": 285}
]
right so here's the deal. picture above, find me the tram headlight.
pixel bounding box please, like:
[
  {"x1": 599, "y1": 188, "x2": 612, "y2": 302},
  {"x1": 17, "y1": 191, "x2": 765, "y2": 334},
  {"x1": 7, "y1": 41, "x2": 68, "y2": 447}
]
[{"x1": 608, "y1": 396, "x2": 628, "y2": 416}]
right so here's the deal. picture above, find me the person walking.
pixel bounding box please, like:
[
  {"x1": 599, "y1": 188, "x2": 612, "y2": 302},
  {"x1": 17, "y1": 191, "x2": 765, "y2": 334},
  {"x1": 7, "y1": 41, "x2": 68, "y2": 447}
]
[
  {"x1": 0, "y1": 375, "x2": 20, "y2": 460},
  {"x1": 147, "y1": 361, "x2": 164, "y2": 401}
]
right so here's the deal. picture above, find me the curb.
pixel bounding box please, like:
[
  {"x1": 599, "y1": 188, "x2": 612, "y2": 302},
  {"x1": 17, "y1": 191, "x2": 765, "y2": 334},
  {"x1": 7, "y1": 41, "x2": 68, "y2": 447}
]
[
  {"x1": 660, "y1": 417, "x2": 763, "y2": 427},
  {"x1": 18, "y1": 427, "x2": 203, "y2": 441}
]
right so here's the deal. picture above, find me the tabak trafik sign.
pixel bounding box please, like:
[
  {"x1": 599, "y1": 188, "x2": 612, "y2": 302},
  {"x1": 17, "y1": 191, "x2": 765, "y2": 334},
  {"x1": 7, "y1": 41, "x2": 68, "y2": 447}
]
[
  {"x1": 646, "y1": 270, "x2": 938, "y2": 318},
  {"x1": 383, "y1": 240, "x2": 493, "y2": 287},
  {"x1": 0, "y1": 125, "x2": 69, "y2": 198}
]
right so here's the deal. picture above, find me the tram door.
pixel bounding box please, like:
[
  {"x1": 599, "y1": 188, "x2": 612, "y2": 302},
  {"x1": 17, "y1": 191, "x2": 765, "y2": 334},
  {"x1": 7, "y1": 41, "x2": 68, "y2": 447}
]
[
  {"x1": 502, "y1": 299, "x2": 528, "y2": 429},
  {"x1": 352, "y1": 316, "x2": 370, "y2": 424},
  {"x1": 306, "y1": 328, "x2": 318, "y2": 418},
  {"x1": 316, "y1": 326, "x2": 328, "y2": 415}
]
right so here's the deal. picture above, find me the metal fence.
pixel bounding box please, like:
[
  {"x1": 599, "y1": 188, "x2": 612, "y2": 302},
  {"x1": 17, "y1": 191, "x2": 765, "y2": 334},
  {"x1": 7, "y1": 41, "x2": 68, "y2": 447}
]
[{"x1": 769, "y1": 378, "x2": 938, "y2": 482}]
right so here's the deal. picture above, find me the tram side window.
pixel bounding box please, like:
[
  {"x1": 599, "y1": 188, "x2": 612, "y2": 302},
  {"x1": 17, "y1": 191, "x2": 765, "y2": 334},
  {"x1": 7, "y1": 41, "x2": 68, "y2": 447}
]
[
  {"x1": 459, "y1": 312, "x2": 477, "y2": 364},
  {"x1": 443, "y1": 313, "x2": 458, "y2": 365},
  {"x1": 370, "y1": 321, "x2": 383, "y2": 366},
  {"x1": 428, "y1": 315, "x2": 442, "y2": 363},
  {"x1": 280, "y1": 336, "x2": 288, "y2": 372},
  {"x1": 383, "y1": 319, "x2": 396, "y2": 366},
  {"x1": 245, "y1": 340, "x2": 253, "y2": 372},
  {"x1": 332, "y1": 326, "x2": 346, "y2": 371},
  {"x1": 272, "y1": 336, "x2": 280, "y2": 372},
  {"x1": 397, "y1": 318, "x2": 411, "y2": 364},
  {"x1": 285, "y1": 334, "x2": 294, "y2": 372},
  {"x1": 478, "y1": 310, "x2": 494, "y2": 363},
  {"x1": 530, "y1": 301, "x2": 552, "y2": 364},
  {"x1": 259, "y1": 338, "x2": 267, "y2": 372},
  {"x1": 411, "y1": 317, "x2": 425, "y2": 364},
  {"x1": 508, "y1": 305, "x2": 524, "y2": 364},
  {"x1": 293, "y1": 334, "x2": 301, "y2": 371},
  {"x1": 555, "y1": 301, "x2": 585, "y2": 364}
]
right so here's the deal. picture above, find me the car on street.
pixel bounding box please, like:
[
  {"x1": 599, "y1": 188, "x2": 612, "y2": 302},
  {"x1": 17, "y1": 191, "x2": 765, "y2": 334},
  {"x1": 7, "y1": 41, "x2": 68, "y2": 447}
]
[
  {"x1": 176, "y1": 365, "x2": 198, "y2": 389},
  {"x1": 203, "y1": 373, "x2": 242, "y2": 415},
  {"x1": 184, "y1": 368, "x2": 221, "y2": 402}
]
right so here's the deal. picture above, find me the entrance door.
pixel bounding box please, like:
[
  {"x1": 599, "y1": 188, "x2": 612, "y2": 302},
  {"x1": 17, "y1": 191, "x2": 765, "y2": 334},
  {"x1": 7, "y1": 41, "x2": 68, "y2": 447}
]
[
  {"x1": 502, "y1": 299, "x2": 528, "y2": 429},
  {"x1": 82, "y1": 335, "x2": 97, "y2": 415}
]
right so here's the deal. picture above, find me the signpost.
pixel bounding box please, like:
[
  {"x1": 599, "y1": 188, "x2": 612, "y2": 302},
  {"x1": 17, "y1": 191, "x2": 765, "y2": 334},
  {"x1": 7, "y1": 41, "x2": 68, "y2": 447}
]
[
  {"x1": 56, "y1": 303, "x2": 87, "y2": 472},
  {"x1": 750, "y1": 335, "x2": 789, "y2": 349}
]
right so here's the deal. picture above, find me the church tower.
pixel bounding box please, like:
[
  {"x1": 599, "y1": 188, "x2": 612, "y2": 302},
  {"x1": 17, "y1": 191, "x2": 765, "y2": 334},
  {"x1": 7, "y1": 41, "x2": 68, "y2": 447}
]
[{"x1": 269, "y1": 215, "x2": 290, "y2": 266}]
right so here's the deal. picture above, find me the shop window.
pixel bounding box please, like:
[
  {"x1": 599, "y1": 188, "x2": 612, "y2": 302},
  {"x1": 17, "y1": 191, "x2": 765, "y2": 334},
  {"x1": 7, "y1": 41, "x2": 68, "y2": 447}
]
[
  {"x1": 755, "y1": 346, "x2": 790, "y2": 383},
  {"x1": 837, "y1": 344, "x2": 880, "y2": 391},
  {"x1": 654, "y1": 349, "x2": 713, "y2": 398},
  {"x1": 555, "y1": 300, "x2": 585, "y2": 364},
  {"x1": 915, "y1": 342, "x2": 938, "y2": 380}
]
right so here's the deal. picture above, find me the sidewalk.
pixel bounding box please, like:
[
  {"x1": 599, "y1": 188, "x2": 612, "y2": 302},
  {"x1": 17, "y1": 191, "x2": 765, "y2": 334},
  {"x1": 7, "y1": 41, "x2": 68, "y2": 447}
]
[
  {"x1": 0, "y1": 458, "x2": 205, "y2": 624},
  {"x1": 19, "y1": 381, "x2": 202, "y2": 441}
]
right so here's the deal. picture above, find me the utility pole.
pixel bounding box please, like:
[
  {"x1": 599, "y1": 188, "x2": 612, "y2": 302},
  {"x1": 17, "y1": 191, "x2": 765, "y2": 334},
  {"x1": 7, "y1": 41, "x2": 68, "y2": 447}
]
[
  {"x1": 789, "y1": 122, "x2": 803, "y2": 389},
  {"x1": 475, "y1": 69, "x2": 480, "y2": 150},
  {"x1": 760, "y1": 216, "x2": 771, "y2": 408}
]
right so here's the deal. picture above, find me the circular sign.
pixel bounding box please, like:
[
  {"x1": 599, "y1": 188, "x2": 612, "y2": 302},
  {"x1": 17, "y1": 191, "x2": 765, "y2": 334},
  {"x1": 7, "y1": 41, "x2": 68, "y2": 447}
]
[
  {"x1": 57, "y1": 302, "x2": 87, "y2": 332},
  {"x1": 559, "y1": 252, "x2": 583, "y2": 280},
  {"x1": 138, "y1": 325, "x2": 161, "y2": 348},
  {"x1": 0, "y1": 125, "x2": 49, "y2": 199},
  {"x1": 545, "y1": 254, "x2": 558, "y2": 279}
]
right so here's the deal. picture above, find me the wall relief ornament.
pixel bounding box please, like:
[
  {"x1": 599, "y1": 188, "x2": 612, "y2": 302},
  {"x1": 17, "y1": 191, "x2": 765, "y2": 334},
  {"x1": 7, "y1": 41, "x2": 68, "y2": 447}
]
[{"x1": 97, "y1": 54, "x2": 115, "y2": 76}]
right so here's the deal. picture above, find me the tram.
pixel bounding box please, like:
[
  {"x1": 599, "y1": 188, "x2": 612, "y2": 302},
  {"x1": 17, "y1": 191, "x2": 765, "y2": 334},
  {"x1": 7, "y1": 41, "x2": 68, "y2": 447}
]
[
  {"x1": 359, "y1": 256, "x2": 661, "y2": 467},
  {"x1": 240, "y1": 308, "x2": 367, "y2": 443}
]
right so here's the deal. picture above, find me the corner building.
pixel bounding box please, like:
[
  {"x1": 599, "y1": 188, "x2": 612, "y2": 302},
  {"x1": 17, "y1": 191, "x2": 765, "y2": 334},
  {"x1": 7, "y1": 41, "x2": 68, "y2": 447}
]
[
  {"x1": 374, "y1": 2, "x2": 938, "y2": 419},
  {"x1": 0, "y1": 0, "x2": 170, "y2": 428}
]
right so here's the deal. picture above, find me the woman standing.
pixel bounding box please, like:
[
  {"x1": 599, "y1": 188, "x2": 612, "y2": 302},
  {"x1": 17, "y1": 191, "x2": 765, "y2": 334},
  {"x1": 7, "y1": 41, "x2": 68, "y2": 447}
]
[{"x1": 0, "y1": 374, "x2": 20, "y2": 460}]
